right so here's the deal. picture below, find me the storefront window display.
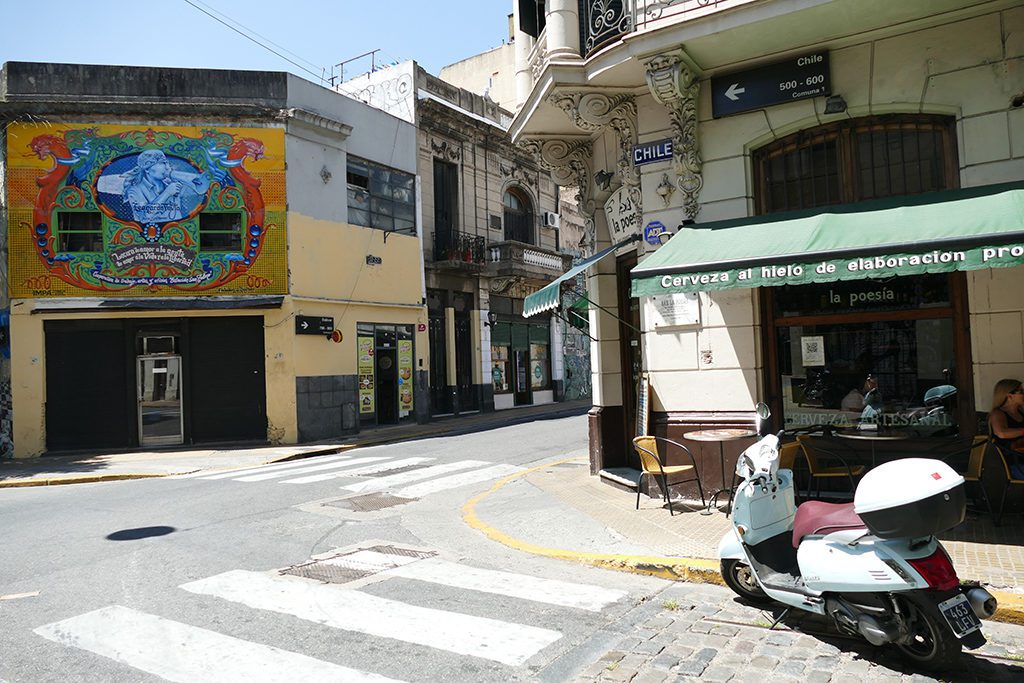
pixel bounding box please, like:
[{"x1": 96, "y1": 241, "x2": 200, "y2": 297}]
[{"x1": 357, "y1": 322, "x2": 415, "y2": 425}]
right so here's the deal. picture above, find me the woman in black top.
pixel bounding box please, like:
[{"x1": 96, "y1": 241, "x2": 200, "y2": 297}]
[{"x1": 989, "y1": 378, "x2": 1024, "y2": 479}]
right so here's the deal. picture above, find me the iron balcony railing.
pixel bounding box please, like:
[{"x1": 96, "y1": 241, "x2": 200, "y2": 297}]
[{"x1": 432, "y1": 230, "x2": 487, "y2": 265}]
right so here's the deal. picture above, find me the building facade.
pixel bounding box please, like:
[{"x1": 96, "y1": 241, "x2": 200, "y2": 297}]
[
  {"x1": 1, "y1": 62, "x2": 424, "y2": 458},
  {"x1": 340, "y1": 61, "x2": 573, "y2": 416},
  {"x1": 509, "y1": 0, "x2": 1024, "y2": 493}
]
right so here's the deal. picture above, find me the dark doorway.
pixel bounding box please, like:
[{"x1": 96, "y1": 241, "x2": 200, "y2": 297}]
[
  {"x1": 452, "y1": 291, "x2": 478, "y2": 412},
  {"x1": 513, "y1": 349, "x2": 531, "y2": 406},
  {"x1": 45, "y1": 320, "x2": 133, "y2": 450},
  {"x1": 617, "y1": 253, "x2": 641, "y2": 467},
  {"x1": 376, "y1": 347, "x2": 399, "y2": 425},
  {"x1": 503, "y1": 188, "x2": 534, "y2": 244},
  {"x1": 427, "y1": 289, "x2": 451, "y2": 415},
  {"x1": 186, "y1": 317, "x2": 266, "y2": 443}
]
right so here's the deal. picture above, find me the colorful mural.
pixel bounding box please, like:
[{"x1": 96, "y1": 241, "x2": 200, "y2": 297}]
[{"x1": 6, "y1": 124, "x2": 286, "y2": 297}]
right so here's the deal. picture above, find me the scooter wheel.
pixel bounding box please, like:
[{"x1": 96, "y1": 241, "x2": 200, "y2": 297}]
[
  {"x1": 721, "y1": 559, "x2": 772, "y2": 605},
  {"x1": 893, "y1": 592, "x2": 963, "y2": 671}
]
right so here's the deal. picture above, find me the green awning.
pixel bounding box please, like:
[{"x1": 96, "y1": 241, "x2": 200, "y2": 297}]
[
  {"x1": 523, "y1": 235, "x2": 638, "y2": 318},
  {"x1": 567, "y1": 297, "x2": 589, "y2": 331},
  {"x1": 632, "y1": 183, "x2": 1024, "y2": 297}
]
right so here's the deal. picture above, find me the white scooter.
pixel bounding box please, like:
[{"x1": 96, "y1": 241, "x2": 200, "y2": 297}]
[{"x1": 718, "y1": 404, "x2": 997, "y2": 670}]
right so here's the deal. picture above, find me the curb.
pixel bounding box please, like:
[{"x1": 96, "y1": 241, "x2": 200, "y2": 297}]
[
  {"x1": 462, "y1": 457, "x2": 1024, "y2": 627},
  {"x1": 0, "y1": 473, "x2": 168, "y2": 488}
]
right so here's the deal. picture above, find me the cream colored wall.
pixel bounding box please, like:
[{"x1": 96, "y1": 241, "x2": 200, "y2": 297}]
[
  {"x1": 10, "y1": 308, "x2": 45, "y2": 457},
  {"x1": 633, "y1": 7, "x2": 1023, "y2": 414},
  {"x1": 967, "y1": 266, "x2": 1024, "y2": 413},
  {"x1": 289, "y1": 213, "x2": 423, "y2": 306},
  {"x1": 438, "y1": 45, "x2": 518, "y2": 113}
]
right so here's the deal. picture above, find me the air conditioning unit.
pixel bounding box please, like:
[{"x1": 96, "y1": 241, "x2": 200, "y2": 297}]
[{"x1": 543, "y1": 211, "x2": 561, "y2": 228}]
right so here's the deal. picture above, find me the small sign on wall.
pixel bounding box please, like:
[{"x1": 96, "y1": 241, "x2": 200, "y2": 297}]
[
  {"x1": 648, "y1": 293, "x2": 700, "y2": 328},
  {"x1": 801, "y1": 335, "x2": 825, "y2": 366}
]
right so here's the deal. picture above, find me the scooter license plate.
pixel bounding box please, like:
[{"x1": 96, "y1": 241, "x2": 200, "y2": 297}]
[{"x1": 937, "y1": 593, "x2": 981, "y2": 638}]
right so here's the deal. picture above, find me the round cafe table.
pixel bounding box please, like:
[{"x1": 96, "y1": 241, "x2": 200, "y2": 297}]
[
  {"x1": 833, "y1": 428, "x2": 910, "y2": 468},
  {"x1": 683, "y1": 428, "x2": 757, "y2": 515}
]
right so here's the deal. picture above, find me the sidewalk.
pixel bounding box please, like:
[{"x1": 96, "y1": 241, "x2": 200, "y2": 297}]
[{"x1": 0, "y1": 399, "x2": 591, "y2": 487}]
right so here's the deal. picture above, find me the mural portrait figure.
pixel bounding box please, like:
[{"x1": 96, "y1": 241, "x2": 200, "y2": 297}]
[{"x1": 123, "y1": 149, "x2": 210, "y2": 224}]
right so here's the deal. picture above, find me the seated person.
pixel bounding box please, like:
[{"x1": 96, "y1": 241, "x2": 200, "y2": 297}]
[{"x1": 989, "y1": 378, "x2": 1024, "y2": 478}]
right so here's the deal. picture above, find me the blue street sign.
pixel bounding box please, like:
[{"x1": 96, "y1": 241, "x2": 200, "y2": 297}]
[
  {"x1": 644, "y1": 221, "x2": 668, "y2": 245},
  {"x1": 711, "y1": 51, "x2": 830, "y2": 118},
  {"x1": 632, "y1": 139, "x2": 673, "y2": 166}
]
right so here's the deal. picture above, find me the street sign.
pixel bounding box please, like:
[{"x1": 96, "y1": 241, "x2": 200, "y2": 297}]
[
  {"x1": 632, "y1": 139, "x2": 673, "y2": 166},
  {"x1": 711, "y1": 51, "x2": 830, "y2": 118},
  {"x1": 295, "y1": 315, "x2": 334, "y2": 336}
]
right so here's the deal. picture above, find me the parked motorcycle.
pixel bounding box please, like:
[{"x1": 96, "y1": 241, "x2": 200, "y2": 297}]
[{"x1": 718, "y1": 403, "x2": 997, "y2": 669}]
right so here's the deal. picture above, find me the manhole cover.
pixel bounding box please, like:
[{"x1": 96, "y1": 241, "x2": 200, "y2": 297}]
[
  {"x1": 325, "y1": 493, "x2": 415, "y2": 512},
  {"x1": 280, "y1": 562, "x2": 371, "y2": 584}
]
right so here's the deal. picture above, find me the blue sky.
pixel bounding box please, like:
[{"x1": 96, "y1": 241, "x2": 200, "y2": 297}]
[{"x1": 1, "y1": 0, "x2": 510, "y2": 84}]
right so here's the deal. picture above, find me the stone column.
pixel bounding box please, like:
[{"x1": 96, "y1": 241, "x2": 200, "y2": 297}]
[
  {"x1": 513, "y1": 3, "x2": 538, "y2": 108},
  {"x1": 546, "y1": 0, "x2": 581, "y2": 58}
]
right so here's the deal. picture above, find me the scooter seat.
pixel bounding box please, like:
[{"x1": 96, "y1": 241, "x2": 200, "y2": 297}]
[{"x1": 792, "y1": 501, "x2": 866, "y2": 548}]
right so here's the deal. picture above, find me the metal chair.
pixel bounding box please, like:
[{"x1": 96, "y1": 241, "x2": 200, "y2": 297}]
[
  {"x1": 795, "y1": 435, "x2": 865, "y2": 499},
  {"x1": 984, "y1": 441, "x2": 1024, "y2": 526},
  {"x1": 956, "y1": 435, "x2": 995, "y2": 519},
  {"x1": 631, "y1": 436, "x2": 706, "y2": 515}
]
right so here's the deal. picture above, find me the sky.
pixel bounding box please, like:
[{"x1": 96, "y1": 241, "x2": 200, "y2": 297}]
[{"x1": 0, "y1": 0, "x2": 511, "y2": 85}]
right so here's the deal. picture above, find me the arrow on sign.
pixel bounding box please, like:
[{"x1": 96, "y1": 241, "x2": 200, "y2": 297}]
[
  {"x1": 301, "y1": 321, "x2": 309, "y2": 330},
  {"x1": 725, "y1": 83, "x2": 746, "y2": 101}
]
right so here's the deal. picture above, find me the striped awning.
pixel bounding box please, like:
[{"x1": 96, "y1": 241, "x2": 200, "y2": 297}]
[{"x1": 522, "y1": 236, "x2": 638, "y2": 318}]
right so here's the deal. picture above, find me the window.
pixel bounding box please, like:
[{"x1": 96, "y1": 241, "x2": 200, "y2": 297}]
[
  {"x1": 753, "y1": 115, "x2": 957, "y2": 214},
  {"x1": 503, "y1": 188, "x2": 534, "y2": 244},
  {"x1": 56, "y1": 211, "x2": 103, "y2": 252},
  {"x1": 518, "y1": 0, "x2": 546, "y2": 38},
  {"x1": 199, "y1": 212, "x2": 243, "y2": 251},
  {"x1": 347, "y1": 155, "x2": 416, "y2": 235}
]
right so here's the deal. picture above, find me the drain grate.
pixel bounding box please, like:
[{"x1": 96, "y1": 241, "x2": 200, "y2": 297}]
[
  {"x1": 325, "y1": 493, "x2": 416, "y2": 512},
  {"x1": 361, "y1": 544, "x2": 437, "y2": 560},
  {"x1": 280, "y1": 562, "x2": 371, "y2": 584}
]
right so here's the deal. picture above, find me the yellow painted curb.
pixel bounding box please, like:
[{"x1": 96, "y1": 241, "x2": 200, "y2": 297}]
[
  {"x1": 0, "y1": 473, "x2": 167, "y2": 488},
  {"x1": 463, "y1": 457, "x2": 1024, "y2": 625},
  {"x1": 462, "y1": 457, "x2": 724, "y2": 585}
]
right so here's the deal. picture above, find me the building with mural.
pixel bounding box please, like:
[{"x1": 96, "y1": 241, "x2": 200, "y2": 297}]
[
  {"x1": 0, "y1": 61, "x2": 423, "y2": 458},
  {"x1": 339, "y1": 61, "x2": 573, "y2": 416},
  {"x1": 508, "y1": 0, "x2": 1024, "y2": 497}
]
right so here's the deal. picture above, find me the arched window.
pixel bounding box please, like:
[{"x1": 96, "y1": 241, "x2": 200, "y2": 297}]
[
  {"x1": 752, "y1": 114, "x2": 958, "y2": 215},
  {"x1": 503, "y1": 187, "x2": 534, "y2": 244}
]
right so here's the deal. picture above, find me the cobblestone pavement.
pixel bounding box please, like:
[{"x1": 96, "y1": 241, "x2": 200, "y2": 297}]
[{"x1": 570, "y1": 583, "x2": 1024, "y2": 683}]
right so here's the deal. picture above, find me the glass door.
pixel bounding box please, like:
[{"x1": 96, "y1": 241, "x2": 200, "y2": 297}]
[{"x1": 137, "y1": 355, "x2": 183, "y2": 446}]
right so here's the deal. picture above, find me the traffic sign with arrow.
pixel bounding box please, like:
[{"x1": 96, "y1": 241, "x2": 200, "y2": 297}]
[
  {"x1": 295, "y1": 315, "x2": 335, "y2": 336},
  {"x1": 711, "y1": 51, "x2": 830, "y2": 118}
]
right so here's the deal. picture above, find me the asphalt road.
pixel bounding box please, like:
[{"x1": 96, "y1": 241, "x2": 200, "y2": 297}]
[{"x1": 0, "y1": 415, "x2": 670, "y2": 683}]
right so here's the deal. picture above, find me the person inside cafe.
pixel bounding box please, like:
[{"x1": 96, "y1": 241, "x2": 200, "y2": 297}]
[{"x1": 989, "y1": 378, "x2": 1024, "y2": 479}]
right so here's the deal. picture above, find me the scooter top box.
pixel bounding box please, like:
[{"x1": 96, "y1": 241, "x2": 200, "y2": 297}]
[{"x1": 853, "y1": 458, "x2": 965, "y2": 539}]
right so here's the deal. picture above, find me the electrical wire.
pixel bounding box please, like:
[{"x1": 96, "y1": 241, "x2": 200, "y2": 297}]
[{"x1": 181, "y1": 0, "x2": 325, "y2": 82}]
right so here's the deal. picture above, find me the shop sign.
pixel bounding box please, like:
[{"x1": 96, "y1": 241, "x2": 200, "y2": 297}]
[
  {"x1": 604, "y1": 186, "x2": 642, "y2": 243},
  {"x1": 632, "y1": 139, "x2": 673, "y2": 166},
  {"x1": 357, "y1": 336, "x2": 375, "y2": 414},
  {"x1": 634, "y1": 243, "x2": 1024, "y2": 297},
  {"x1": 398, "y1": 339, "x2": 414, "y2": 415},
  {"x1": 711, "y1": 52, "x2": 830, "y2": 118},
  {"x1": 295, "y1": 315, "x2": 334, "y2": 336},
  {"x1": 648, "y1": 292, "x2": 700, "y2": 328}
]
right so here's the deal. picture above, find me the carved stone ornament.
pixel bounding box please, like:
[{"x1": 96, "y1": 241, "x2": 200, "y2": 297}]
[
  {"x1": 499, "y1": 161, "x2": 536, "y2": 189},
  {"x1": 430, "y1": 138, "x2": 461, "y2": 162},
  {"x1": 547, "y1": 91, "x2": 640, "y2": 190},
  {"x1": 643, "y1": 52, "x2": 703, "y2": 220},
  {"x1": 519, "y1": 136, "x2": 596, "y2": 245},
  {"x1": 489, "y1": 276, "x2": 522, "y2": 294}
]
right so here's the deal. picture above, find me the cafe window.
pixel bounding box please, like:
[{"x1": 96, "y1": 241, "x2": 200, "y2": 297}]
[
  {"x1": 764, "y1": 276, "x2": 966, "y2": 435},
  {"x1": 753, "y1": 114, "x2": 958, "y2": 214},
  {"x1": 347, "y1": 155, "x2": 416, "y2": 235}
]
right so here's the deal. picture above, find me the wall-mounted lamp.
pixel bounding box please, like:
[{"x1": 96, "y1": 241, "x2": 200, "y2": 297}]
[
  {"x1": 594, "y1": 169, "x2": 614, "y2": 191},
  {"x1": 824, "y1": 95, "x2": 848, "y2": 114},
  {"x1": 483, "y1": 311, "x2": 499, "y2": 327}
]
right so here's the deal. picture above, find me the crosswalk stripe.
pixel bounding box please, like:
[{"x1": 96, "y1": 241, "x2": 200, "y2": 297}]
[
  {"x1": 383, "y1": 558, "x2": 627, "y2": 612},
  {"x1": 182, "y1": 570, "x2": 562, "y2": 666},
  {"x1": 34, "y1": 605, "x2": 406, "y2": 683},
  {"x1": 234, "y1": 456, "x2": 390, "y2": 482},
  {"x1": 192, "y1": 453, "x2": 353, "y2": 480},
  {"x1": 340, "y1": 460, "x2": 489, "y2": 494},
  {"x1": 281, "y1": 457, "x2": 435, "y2": 484},
  {"x1": 395, "y1": 464, "x2": 525, "y2": 498}
]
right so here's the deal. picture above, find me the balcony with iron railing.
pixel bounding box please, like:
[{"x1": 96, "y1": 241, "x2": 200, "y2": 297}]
[{"x1": 431, "y1": 231, "x2": 487, "y2": 271}]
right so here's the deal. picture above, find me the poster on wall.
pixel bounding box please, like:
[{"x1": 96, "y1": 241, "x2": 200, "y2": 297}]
[
  {"x1": 801, "y1": 335, "x2": 825, "y2": 367},
  {"x1": 5, "y1": 123, "x2": 286, "y2": 298},
  {"x1": 398, "y1": 339, "x2": 414, "y2": 415},
  {"x1": 358, "y1": 336, "x2": 375, "y2": 414}
]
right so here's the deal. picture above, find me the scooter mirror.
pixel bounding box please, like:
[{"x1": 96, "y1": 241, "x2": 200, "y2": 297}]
[{"x1": 755, "y1": 402, "x2": 771, "y2": 420}]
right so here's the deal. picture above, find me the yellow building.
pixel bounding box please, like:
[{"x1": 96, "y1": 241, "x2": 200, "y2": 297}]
[{"x1": 1, "y1": 62, "x2": 424, "y2": 457}]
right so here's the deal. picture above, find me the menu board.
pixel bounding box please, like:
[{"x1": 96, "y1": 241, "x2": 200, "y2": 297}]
[
  {"x1": 398, "y1": 339, "x2": 414, "y2": 415},
  {"x1": 358, "y1": 336, "x2": 375, "y2": 414}
]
